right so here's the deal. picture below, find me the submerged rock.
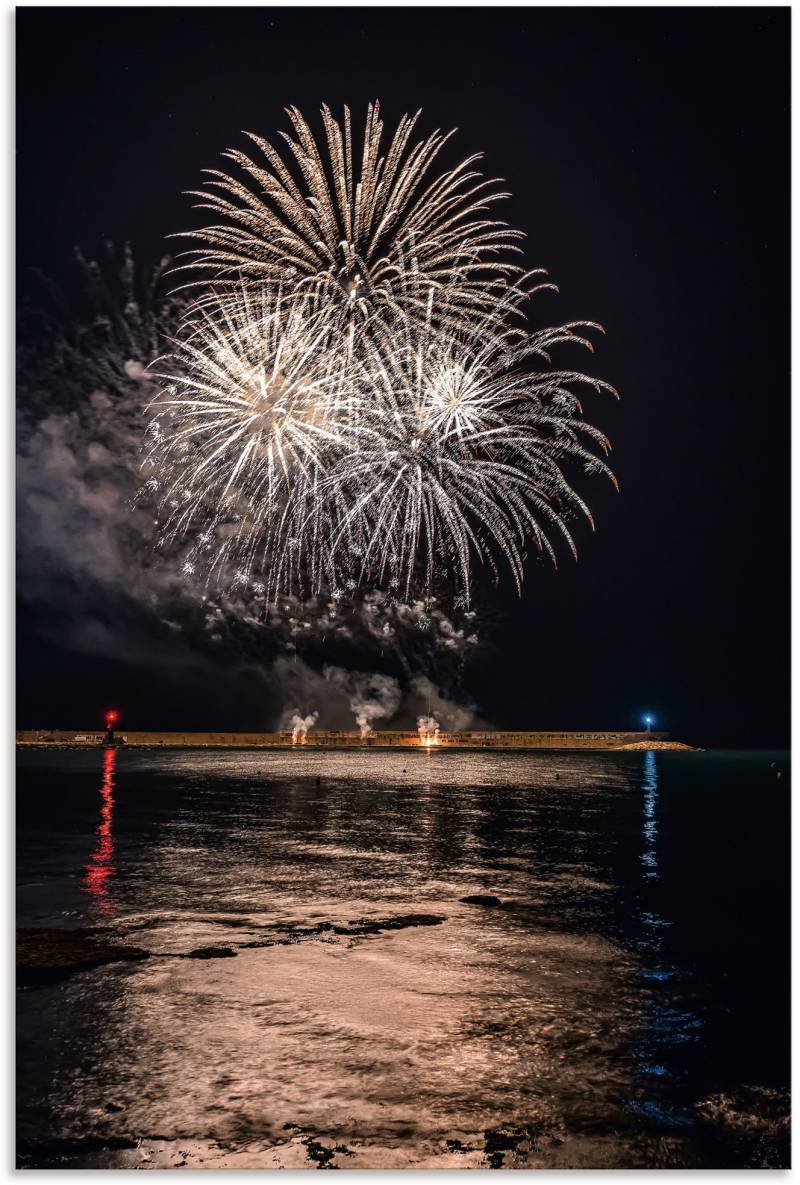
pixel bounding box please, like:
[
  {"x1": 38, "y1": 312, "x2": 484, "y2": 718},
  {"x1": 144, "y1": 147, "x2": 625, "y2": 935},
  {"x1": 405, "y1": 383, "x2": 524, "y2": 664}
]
[
  {"x1": 334, "y1": 914, "x2": 445, "y2": 936},
  {"x1": 459, "y1": 894, "x2": 503, "y2": 908},
  {"x1": 446, "y1": 1138, "x2": 476, "y2": 1154},
  {"x1": 16, "y1": 927, "x2": 150, "y2": 986},
  {"x1": 185, "y1": 946, "x2": 238, "y2": 959},
  {"x1": 483, "y1": 1121, "x2": 564, "y2": 1168}
]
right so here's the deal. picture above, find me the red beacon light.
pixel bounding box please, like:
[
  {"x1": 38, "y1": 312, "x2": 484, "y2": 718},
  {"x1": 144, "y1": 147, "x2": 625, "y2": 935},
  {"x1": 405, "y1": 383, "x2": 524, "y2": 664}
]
[{"x1": 104, "y1": 710, "x2": 119, "y2": 729}]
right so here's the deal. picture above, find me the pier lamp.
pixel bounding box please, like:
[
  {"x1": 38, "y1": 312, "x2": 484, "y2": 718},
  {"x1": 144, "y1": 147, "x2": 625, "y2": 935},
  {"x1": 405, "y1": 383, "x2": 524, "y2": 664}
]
[{"x1": 643, "y1": 714, "x2": 653, "y2": 734}]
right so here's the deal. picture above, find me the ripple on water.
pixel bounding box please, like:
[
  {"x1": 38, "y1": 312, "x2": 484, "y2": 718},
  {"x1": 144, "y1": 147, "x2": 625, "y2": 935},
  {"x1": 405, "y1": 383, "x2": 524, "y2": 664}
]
[{"x1": 16, "y1": 748, "x2": 790, "y2": 1168}]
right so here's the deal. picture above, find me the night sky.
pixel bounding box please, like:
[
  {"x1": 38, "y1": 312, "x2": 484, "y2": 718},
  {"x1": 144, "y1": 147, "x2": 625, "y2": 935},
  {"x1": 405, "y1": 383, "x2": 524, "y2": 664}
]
[{"x1": 16, "y1": 7, "x2": 789, "y2": 746}]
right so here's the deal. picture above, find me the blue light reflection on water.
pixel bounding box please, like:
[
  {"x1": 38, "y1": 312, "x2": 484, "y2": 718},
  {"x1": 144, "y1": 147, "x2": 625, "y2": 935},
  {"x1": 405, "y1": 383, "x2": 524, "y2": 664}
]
[
  {"x1": 630, "y1": 750, "x2": 702, "y2": 1109},
  {"x1": 641, "y1": 749, "x2": 658, "y2": 878}
]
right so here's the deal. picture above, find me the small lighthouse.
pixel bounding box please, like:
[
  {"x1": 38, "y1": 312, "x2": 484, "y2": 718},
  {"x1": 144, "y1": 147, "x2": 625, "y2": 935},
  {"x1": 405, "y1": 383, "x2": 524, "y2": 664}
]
[{"x1": 104, "y1": 710, "x2": 119, "y2": 745}]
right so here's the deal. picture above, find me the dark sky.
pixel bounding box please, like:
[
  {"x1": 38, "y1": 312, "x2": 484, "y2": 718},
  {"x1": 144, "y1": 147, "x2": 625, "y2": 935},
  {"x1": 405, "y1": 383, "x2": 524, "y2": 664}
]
[{"x1": 16, "y1": 7, "x2": 789, "y2": 746}]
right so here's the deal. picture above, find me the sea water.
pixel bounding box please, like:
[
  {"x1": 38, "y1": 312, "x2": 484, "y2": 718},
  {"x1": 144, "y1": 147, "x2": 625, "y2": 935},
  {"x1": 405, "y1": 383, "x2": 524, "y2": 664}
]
[{"x1": 16, "y1": 748, "x2": 790, "y2": 1168}]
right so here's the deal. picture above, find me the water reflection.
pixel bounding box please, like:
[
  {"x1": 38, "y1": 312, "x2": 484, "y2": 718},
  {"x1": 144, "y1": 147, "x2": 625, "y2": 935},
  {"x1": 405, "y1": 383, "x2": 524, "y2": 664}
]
[
  {"x1": 83, "y1": 748, "x2": 117, "y2": 916},
  {"x1": 638, "y1": 751, "x2": 665, "y2": 954},
  {"x1": 641, "y1": 750, "x2": 658, "y2": 879},
  {"x1": 633, "y1": 752, "x2": 700, "y2": 1105},
  {"x1": 16, "y1": 749, "x2": 789, "y2": 1169}
]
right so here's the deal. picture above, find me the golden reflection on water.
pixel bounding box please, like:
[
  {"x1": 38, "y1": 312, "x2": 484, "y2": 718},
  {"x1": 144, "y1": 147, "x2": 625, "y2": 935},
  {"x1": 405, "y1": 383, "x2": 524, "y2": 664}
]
[
  {"x1": 17, "y1": 749, "x2": 789, "y2": 1169},
  {"x1": 60, "y1": 751, "x2": 642, "y2": 1165}
]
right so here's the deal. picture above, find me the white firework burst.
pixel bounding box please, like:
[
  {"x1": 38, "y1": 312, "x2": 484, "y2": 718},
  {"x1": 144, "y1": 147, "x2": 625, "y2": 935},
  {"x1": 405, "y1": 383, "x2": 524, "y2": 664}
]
[
  {"x1": 143, "y1": 101, "x2": 619, "y2": 606},
  {"x1": 145, "y1": 287, "x2": 616, "y2": 603},
  {"x1": 172, "y1": 101, "x2": 535, "y2": 333},
  {"x1": 321, "y1": 302, "x2": 618, "y2": 598},
  {"x1": 143, "y1": 286, "x2": 354, "y2": 596}
]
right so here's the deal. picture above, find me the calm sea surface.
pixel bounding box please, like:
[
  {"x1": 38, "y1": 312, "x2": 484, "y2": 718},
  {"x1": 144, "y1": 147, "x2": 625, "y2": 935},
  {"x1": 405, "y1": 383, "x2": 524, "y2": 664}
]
[{"x1": 17, "y1": 748, "x2": 789, "y2": 1169}]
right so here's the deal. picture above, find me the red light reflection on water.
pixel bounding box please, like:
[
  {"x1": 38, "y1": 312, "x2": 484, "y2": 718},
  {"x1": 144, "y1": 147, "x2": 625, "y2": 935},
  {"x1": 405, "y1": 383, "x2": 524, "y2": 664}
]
[{"x1": 83, "y1": 747, "x2": 117, "y2": 916}]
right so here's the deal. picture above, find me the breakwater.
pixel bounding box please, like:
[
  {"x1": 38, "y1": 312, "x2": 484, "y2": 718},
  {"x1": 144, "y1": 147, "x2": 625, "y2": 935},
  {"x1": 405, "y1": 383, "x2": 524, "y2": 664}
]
[{"x1": 16, "y1": 729, "x2": 668, "y2": 750}]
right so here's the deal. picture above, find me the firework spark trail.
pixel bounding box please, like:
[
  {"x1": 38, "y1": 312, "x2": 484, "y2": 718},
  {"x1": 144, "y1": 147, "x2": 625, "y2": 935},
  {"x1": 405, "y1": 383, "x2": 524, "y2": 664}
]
[{"x1": 172, "y1": 101, "x2": 532, "y2": 334}]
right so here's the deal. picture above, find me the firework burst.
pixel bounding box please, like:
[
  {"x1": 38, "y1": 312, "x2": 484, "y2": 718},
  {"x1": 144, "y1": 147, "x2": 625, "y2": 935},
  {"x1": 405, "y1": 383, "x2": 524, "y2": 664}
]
[
  {"x1": 172, "y1": 101, "x2": 534, "y2": 333},
  {"x1": 144, "y1": 286, "x2": 356, "y2": 597},
  {"x1": 321, "y1": 302, "x2": 617, "y2": 598},
  {"x1": 145, "y1": 287, "x2": 616, "y2": 603},
  {"x1": 144, "y1": 101, "x2": 618, "y2": 606}
]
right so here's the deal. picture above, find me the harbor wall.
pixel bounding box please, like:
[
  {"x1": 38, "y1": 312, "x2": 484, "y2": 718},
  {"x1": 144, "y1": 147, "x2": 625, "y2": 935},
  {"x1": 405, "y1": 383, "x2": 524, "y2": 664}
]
[{"x1": 17, "y1": 729, "x2": 669, "y2": 750}]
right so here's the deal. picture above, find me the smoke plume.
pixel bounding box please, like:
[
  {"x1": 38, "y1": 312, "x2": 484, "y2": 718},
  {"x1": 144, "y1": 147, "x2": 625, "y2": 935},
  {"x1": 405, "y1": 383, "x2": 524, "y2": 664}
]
[
  {"x1": 289, "y1": 710, "x2": 318, "y2": 744},
  {"x1": 323, "y1": 666, "x2": 402, "y2": 738},
  {"x1": 417, "y1": 715, "x2": 441, "y2": 743}
]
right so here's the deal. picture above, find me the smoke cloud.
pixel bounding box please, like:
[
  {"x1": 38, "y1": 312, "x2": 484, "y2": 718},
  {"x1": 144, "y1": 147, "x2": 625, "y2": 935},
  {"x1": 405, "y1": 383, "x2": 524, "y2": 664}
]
[
  {"x1": 17, "y1": 247, "x2": 483, "y2": 729},
  {"x1": 322, "y1": 666, "x2": 402, "y2": 738}
]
